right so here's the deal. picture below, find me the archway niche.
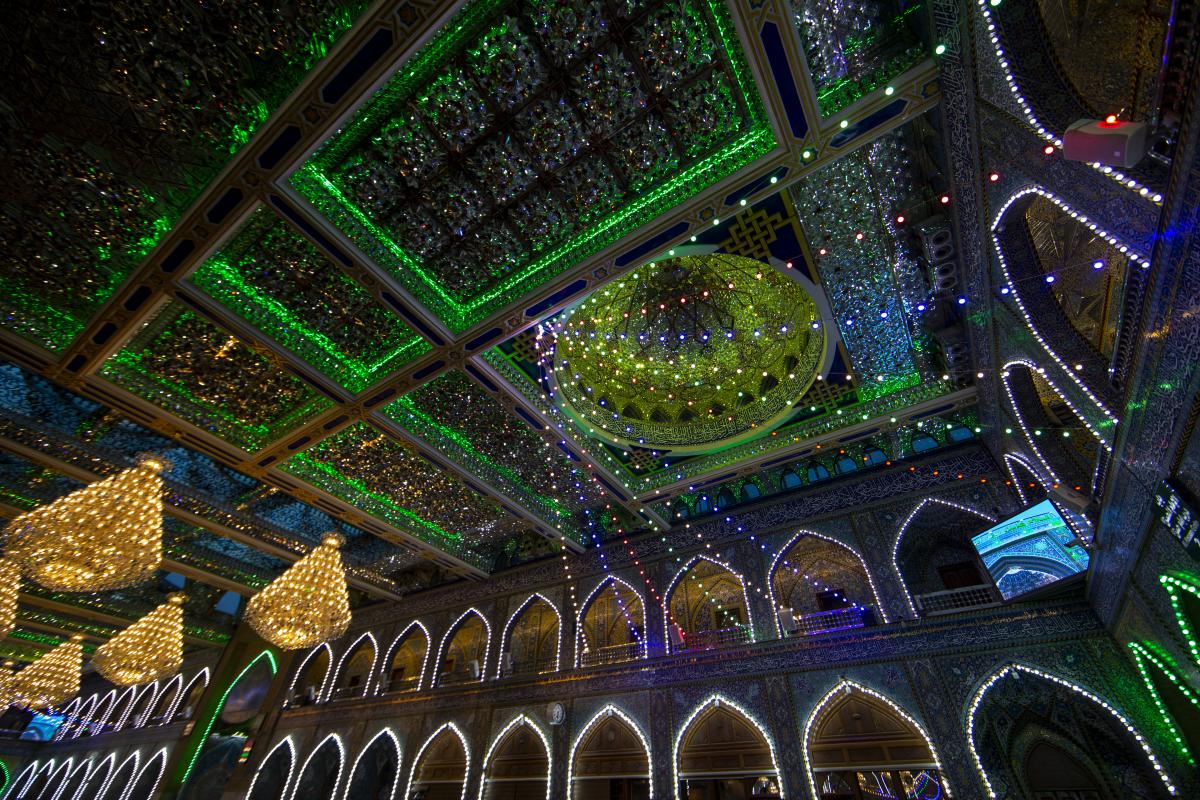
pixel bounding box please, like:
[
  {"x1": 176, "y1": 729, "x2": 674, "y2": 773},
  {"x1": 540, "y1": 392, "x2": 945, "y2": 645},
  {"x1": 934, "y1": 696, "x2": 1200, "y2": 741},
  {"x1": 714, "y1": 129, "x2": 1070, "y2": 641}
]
[
  {"x1": 771, "y1": 535, "x2": 879, "y2": 636},
  {"x1": 124, "y1": 750, "x2": 167, "y2": 800},
  {"x1": 1005, "y1": 454, "x2": 1049, "y2": 505},
  {"x1": 72, "y1": 758, "x2": 113, "y2": 800},
  {"x1": 343, "y1": 731, "x2": 400, "y2": 800},
  {"x1": 124, "y1": 684, "x2": 158, "y2": 728},
  {"x1": 247, "y1": 741, "x2": 294, "y2": 800},
  {"x1": 146, "y1": 677, "x2": 182, "y2": 725},
  {"x1": 54, "y1": 761, "x2": 91, "y2": 800},
  {"x1": 409, "y1": 728, "x2": 467, "y2": 800},
  {"x1": 88, "y1": 691, "x2": 117, "y2": 735},
  {"x1": 291, "y1": 737, "x2": 342, "y2": 800},
  {"x1": 676, "y1": 701, "x2": 780, "y2": 799},
  {"x1": 1004, "y1": 364, "x2": 1099, "y2": 494},
  {"x1": 382, "y1": 626, "x2": 427, "y2": 693},
  {"x1": 289, "y1": 645, "x2": 331, "y2": 706},
  {"x1": 437, "y1": 612, "x2": 489, "y2": 687},
  {"x1": 24, "y1": 761, "x2": 62, "y2": 800},
  {"x1": 577, "y1": 579, "x2": 645, "y2": 667},
  {"x1": 971, "y1": 667, "x2": 1175, "y2": 800},
  {"x1": 174, "y1": 672, "x2": 208, "y2": 720},
  {"x1": 95, "y1": 755, "x2": 139, "y2": 800},
  {"x1": 893, "y1": 500, "x2": 997, "y2": 616},
  {"x1": 807, "y1": 687, "x2": 946, "y2": 800},
  {"x1": 500, "y1": 597, "x2": 559, "y2": 677},
  {"x1": 330, "y1": 636, "x2": 376, "y2": 700},
  {"x1": 571, "y1": 709, "x2": 651, "y2": 800},
  {"x1": 666, "y1": 559, "x2": 750, "y2": 653},
  {"x1": 481, "y1": 721, "x2": 549, "y2": 800}
]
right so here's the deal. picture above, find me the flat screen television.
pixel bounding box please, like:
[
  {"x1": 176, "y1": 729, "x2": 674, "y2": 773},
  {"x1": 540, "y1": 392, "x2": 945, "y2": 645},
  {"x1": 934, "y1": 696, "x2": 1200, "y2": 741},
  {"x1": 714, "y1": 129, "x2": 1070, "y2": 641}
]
[{"x1": 970, "y1": 499, "x2": 1090, "y2": 601}]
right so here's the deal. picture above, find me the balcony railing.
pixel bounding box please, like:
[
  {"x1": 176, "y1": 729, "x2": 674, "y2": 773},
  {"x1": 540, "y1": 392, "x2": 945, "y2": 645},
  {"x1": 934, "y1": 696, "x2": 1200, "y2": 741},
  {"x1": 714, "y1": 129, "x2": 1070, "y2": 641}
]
[
  {"x1": 676, "y1": 625, "x2": 752, "y2": 653},
  {"x1": 579, "y1": 641, "x2": 643, "y2": 667},
  {"x1": 793, "y1": 606, "x2": 870, "y2": 636},
  {"x1": 381, "y1": 675, "x2": 420, "y2": 694},
  {"x1": 915, "y1": 585, "x2": 1001, "y2": 616}
]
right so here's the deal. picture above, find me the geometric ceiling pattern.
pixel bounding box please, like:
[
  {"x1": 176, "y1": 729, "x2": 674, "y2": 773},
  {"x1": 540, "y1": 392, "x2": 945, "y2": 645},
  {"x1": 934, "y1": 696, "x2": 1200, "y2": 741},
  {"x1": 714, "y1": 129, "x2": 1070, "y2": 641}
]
[{"x1": 0, "y1": 0, "x2": 971, "y2": 650}]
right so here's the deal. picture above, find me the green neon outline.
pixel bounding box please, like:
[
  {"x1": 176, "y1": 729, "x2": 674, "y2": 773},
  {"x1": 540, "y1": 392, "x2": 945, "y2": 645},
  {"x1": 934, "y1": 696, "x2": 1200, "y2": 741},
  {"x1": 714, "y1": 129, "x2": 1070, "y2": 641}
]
[
  {"x1": 0, "y1": 760, "x2": 9, "y2": 796},
  {"x1": 1128, "y1": 641, "x2": 1198, "y2": 765},
  {"x1": 179, "y1": 649, "x2": 278, "y2": 787},
  {"x1": 1161, "y1": 573, "x2": 1200, "y2": 670}
]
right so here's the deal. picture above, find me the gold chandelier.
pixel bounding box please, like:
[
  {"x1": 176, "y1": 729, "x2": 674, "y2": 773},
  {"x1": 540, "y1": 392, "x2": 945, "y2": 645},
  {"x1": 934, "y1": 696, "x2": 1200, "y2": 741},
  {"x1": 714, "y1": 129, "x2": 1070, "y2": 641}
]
[
  {"x1": 4, "y1": 455, "x2": 166, "y2": 592},
  {"x1": 246, "y1": 533, "x2": 351, "y2": 650},
  {"x1": 12, "y1": 635, "x2": 83, "y2": 710},
  {"x1": 0, "y1": 660, "x2": 16, "y2": 708},
  {"x1": 91, "y1": 592, "x2": 186, "y2": 687},
  {"x1": 0, "y1": 558, "x2": 19, "y2": 640}
]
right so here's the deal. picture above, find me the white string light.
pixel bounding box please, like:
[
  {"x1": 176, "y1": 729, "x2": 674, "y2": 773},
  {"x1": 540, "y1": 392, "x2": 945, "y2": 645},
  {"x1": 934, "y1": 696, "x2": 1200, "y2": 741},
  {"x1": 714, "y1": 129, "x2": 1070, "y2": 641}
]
[
  {"x1": 767, "y1": 529, "x2": 890, "y2": 630},
  {"x1": 246, "y1": 738, "x2": 297, "y2": 800},
  {"x1": 802, "y1": 680, "x2": 953, "y2": 800},
  {"x1": 574, "y1": 576, "x2": 648, "y2": 667},
  {"x1": 149, "y1": 674, "x2": 183, "y2": 726},
  {"x1": 323, "y1": 632, "x2": 380, "y2": 702},
  {"x1": 77, "y1": 754, "x2": 116, "y2": 800},
  {"x1": 55, "y1": 759, "x2": 92, "y2": 800},
  {"x1": 340, "y1": 729, "x2": 402, "y2": 800},
  {"x1": 431, "y1": 609, "x2": 492, "y2": 687},
  {"x1": 85, "y1": 689, "x2": 118, "y2": 738},
  {"x1": 285, "y1": 643, "x2": 333, "y2": 705},
  {"x1": 52, "y1": 698, "x2": 81, "y2": 742},
  {"x1": 7, "y1": 760, "x2": 44, "y2": 800},
  {"x1": 129, "y1": 681, "x2": 163, "y2": 729},
  {"x1": 94, "y1": 752, "x2": 139, "y2": 800},
  {"x1": 566, "y1": 705, "x2": 654, "y2": 800},
  {"x1": 965, "y1": 664, "x2": 1178, "y2": 797},
  {"x1": 496, "y1": 594, "x2": 563, "y2": 678},
  {"x1": 661, "y1": 555, "x2": 756, "y2": 653},
  {"x1": 376, "y1": 621, "x2": 432, "y2": 694},
  {"x1": 39, "y1": 759, "x2": 72, "y2": 800},
  {"x1": 975, "y1": 0, "x2": 1163, "y2": 205},
  {"x1": 891, "y1": 499, "x2": 996, "y2": 617},
  {"x1": 1001, "y1": 452, "x2": 1045, "y2": 505},
  {"x1": 127, "y1": 749, "x2": 168, "y2": 800},
  {"x1": 672, "y1": 695, "x2": 784, "y2": 800},
  {"x1": 164, "y1": 668, "x2": 210, "y2": 722},
  {"x1": 476, "y1": 714, "x2": 552, "y2": 800},
  {"x1": 287, "y1": 734, "x2": 346, "y2": 800},
  {"x1": 404, "y1": 723, "x2": 471, "y2": 800},
  {"x1": 1003, "y1": 357, "x2": 1114, "y2": 453}
]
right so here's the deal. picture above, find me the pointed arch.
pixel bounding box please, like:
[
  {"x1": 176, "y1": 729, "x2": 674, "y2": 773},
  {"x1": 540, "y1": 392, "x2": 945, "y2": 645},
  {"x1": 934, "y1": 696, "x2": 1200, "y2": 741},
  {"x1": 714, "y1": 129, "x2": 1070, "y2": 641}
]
[
  {"x1": 673, "y1": 695, "x2": 781, "y2": 800},
  {"x1": 966, "y1": 663, "x2": 1179, "y2": 798},
  {"x1": 803, "y1": 679, "x2": 952, "y2": 799},
  {"x1": 111, "y1": 683, "x2": 156, "y2": 731},
  {"x1": 405, "y1": 723, "x2": 470, "y2": 800},
  {"x1": 51, "y1": 758, "x2": 91, "y2": 800},
  {"x1": 168, "y1": 668, "x2": 210, "y2": 721},
  {"x1": 3, "y1": 761, "x2": 40, "y2": 800},
  {"x1": 497, "y1": 593, "x2": 561, "y2": 678},
  {"x1": 69, "y1": 754, "x2": 114, "y2": 800},
  {"x1": 247, "y1": 738, "x2": 297, "y2": 800},
  {"x1": 146, "y1": 674, "x2": 183, "y2": 726},
  {"x1": 51, "y1": 698, "x2": 82, "y2": 742},
  {"x1": 285, "y1": 643, "x2": 333, "y2": 706},
  {"x1": 433, "y1": 609, "x2": 491, "y2": 687},
  {"x1": 95, "y1": 752, "x2": 139, "y2": 800},
  {"x1": 324, "y1": 632, "x2": 379, "y2": 701},
  {"x1": 86, "y1": 689, "x2": 118, "y2": 736},
  {"x1": 123, "y1": 749, "x2": 167, "y2": 800},
  {"x1": 1128, "y1": 643, "x2": 1200, "y2": 765},
  {"x1": 1161, "y1": 573, "x2": 1200, "y2": 670},
  {"x1": 340, "y1": 728, "x2": 401, "y2": 800},
  {"x1": 125, "y1": 682, "x2": 162, "y2": 729},
  {"x1": 574, "y1": 575, "x2": 646, "y2": 667},
  {"x1": 477, "y1": 715, "x2": 551, "y2": 800},
  {"x1": 768, "y1": 529, "x2": 888, "y2": 631},
  {"x1": 33, "y1": 759, "x2": 71, "y2": 800},
  {"x1": 663, "y1": 555, "x2": 754, "y2": 653},
  {"x1": 890, "y1": 498, "x2": 995, "y2": 616},
  {"x1": 1002, "y1": 452, "x2": 1049, "y2": 506},
  {"x1": 378, "y1": 621, "x2": 430, "y2": 694},
  {"x1": 568, "y1": 705, "x2": 653, "y2": 800},
  {"x1": 288, "y1": 734, "x2": 345, "y2": 800},
  {"x1": 12, "y1": 760, "x2": 56, "y2": 800}
]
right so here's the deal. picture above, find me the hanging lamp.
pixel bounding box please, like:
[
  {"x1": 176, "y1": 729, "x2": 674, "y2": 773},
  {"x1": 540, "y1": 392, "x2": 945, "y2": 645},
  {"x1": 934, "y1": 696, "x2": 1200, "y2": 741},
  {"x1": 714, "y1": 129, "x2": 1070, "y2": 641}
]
[
  {"x1": 4, "y1": 455, "x2": 167, "y2": 592},
  {"x1": 91, "y1": 592, "x2": 186, "y2": 687},
  {"x1": 246, "y1": 533, "x2": 350, "y2": 650},
  {"x1": 12, "y1": 635, "x2": 83, "y2": 710}
]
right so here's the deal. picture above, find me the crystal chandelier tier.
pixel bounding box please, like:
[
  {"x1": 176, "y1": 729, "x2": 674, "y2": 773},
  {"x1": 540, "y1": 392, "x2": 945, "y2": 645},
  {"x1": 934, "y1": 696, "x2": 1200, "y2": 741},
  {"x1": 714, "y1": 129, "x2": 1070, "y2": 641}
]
[
  {"x1": 246, "y1": 533, "x2": 350, "y2": 650},
  {"x1": 0, "y1": 558, "x2": 19, "y2": 640},
  {"x1": 91, "y1": 592, "x2": 186, "y2": 687},
  {"x1": 0, "y1": 660, "x2": 16, "y2": 708},
  {"x1": 12, "y1": 635, "x2": 83, "y2": 710},
  {"x1": 4, "y1": 455, "x2": 167, "y2": 592}
]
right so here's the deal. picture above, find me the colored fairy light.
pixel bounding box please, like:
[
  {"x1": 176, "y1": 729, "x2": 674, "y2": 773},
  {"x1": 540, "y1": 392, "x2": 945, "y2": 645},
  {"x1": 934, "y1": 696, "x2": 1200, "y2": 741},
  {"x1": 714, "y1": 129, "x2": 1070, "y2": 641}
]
[
  {"x1": 934, "y1": 43, "x2": 946, "y2": 55},
  {"x1": 1043, "y1": 144, "x2": 1056, "y2": 155},
  {"x1": 92, "y1": 593, "x2": 186, "y2": 687},
  {"x1": 246, "y1": 534, "x2": 351, "y2": 650},
  {"x1": 1161, "y1": 574, "x2": 1200, "y2": 669}
]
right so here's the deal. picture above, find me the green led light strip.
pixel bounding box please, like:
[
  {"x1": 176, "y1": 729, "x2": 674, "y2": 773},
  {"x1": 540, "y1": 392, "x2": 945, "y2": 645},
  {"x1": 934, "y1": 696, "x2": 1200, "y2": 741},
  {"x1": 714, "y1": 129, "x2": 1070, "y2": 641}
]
[
  {"x1": 1128, "y1": 642, "x2": 1198, "y2": 765},
  {"x1": 1161, "y1": 574, "x2": 1200, "y2": 669},
  {"x1": 179, "y1": 649, "x2": 278, "y2": 786}
]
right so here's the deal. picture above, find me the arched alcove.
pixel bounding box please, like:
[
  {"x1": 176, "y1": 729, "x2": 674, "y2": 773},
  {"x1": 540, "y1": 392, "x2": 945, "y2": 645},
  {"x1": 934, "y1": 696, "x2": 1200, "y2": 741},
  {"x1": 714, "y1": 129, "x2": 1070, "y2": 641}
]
[
  {"x1": 499, "y1": 595, "x2": 560, "y2": 678},
  {"x1": 247, "y1": 739, "x2": 296, "y2": 800},
  {"x1": 52, "y1": 699, "x2": 81, "y2": 742},
  {"x1": 665, "y1": 557, "x2": 752, "y2": 653},
  {"x1": 381, "y1": 624, "x2": 429, "y2": 693},
  {"x1": 146, "y1": 675, "x2": 183, "y2": 726},
  {"x1": 479, "y1": 718, "x2": 550, "y2": 800},
  {"x1": 173, "y1": 670, "x2": 209, "y2": 721},
  {"x1": 95, "y1": 754, "x2": 139, "y2": 800},
  {"x1": 1162, "y1": 573, "x2": 1200, "y2": 670},
  {"x1": 1022, "y1": 738, "x2": 1107, "y2": 799},
  {"x1": 407, "y1": 726, "x2": 468, "y2": 800},
  {"x1": 1003, "y1": 362, "x2": 1102, "y2": 492},
  {"x1": 287, "y1": 644, "x2": 332, "y2": 706},
  {"x1": 71, "y1": 756, "x2": 114, "y2": 800},
  {"x1": 436, "y1": 611, "x2": 490, "y2": 687},
  {"x1": 770, "y1": 532, "x2": 882, "y2": 636},
  {"x1": 88, "y1": 690, "x2": 118, "y2": 735},
  {"x1": 54, "y1": 760, "x2": 91, "y2": 800},
  {"x1": 1129, "y1": 643, "x2": 1200, "y2": 763},
  {"x1": 1003, "y1": 453, "x2": 1049, "y2": 506},
  {"x1": 805, "y1": 684, "x2": 946, "y2": 800},
  {"x1": 124, "y1": 749, "x2": 167, "y2": 800},
  {"x1": 289, "y1": 736, "x2": 343, "y2": 800},
  {"x1": 891, "y1": 499, "x2": 997, "y2": 617},
  {"x1": 570, "y1": 707, "x2": 651, "y2": 800},
  {"x1": 27, "y1": 760, "x2": 67, "y2": 800},
  {"x1": 969, "y1": 665, "x2": 1176, "y2": 799},
  {"x1": 577, "y1": 578, "x2": 645, "y2": 667},
  {"x1": 675, "y1": 698, "x2": 780, "y2": 799},
  {"x1": 328, "y1": 634, "x2": 377, "y2": 700},
  {"x1": 123, "y1": 683, "x2": 160, "y2": 728},
  {"x1": 342, "y1": 730, "x2": 400, "y2": 800}
]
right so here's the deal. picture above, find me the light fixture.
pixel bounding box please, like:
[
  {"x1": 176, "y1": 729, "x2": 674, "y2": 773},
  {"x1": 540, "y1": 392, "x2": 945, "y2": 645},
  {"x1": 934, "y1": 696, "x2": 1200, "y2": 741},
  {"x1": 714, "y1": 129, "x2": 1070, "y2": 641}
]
[
  {"x1": 0, "y1": 559, "x2": 18, "y2": 641},
  {"x1": 0, "y1": 660, "x2": 16, "y2": 708},
  {"x1": 4, "y1": 456, "x2": 167, "y2": 592},
  {"x1": 12, "y1": 635, "x2": 84, "y2": 710},
  {"x1": 91, "y1": 593, "x2": 186, "y2": 686},
  {"x1": 246, "y1": 534, "x2": 351, "y2": 650}
]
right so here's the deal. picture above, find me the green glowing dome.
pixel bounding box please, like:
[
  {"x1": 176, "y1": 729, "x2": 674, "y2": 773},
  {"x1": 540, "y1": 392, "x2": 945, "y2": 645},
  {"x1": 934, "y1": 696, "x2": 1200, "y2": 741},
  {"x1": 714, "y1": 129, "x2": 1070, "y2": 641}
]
[{"x1": 549, "y1": 254, "x2": 825, "y2": 453}]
